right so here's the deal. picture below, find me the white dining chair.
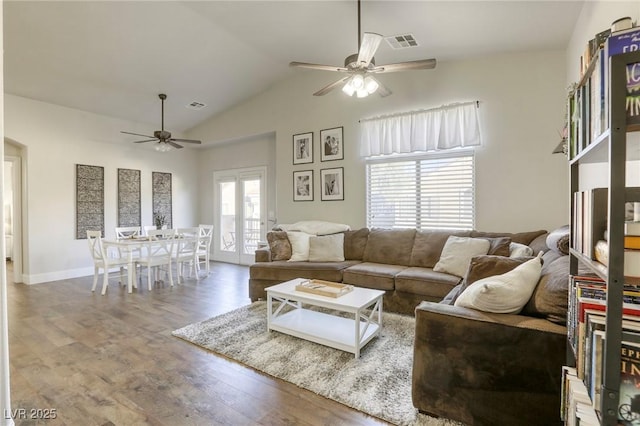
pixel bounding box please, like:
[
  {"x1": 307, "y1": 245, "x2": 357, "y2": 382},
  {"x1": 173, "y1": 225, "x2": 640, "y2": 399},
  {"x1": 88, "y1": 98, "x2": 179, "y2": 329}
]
[
  {"x1": 87, "y1": 230, "x2": 131, "y2": 295},
  {"x1": 197, "y1": 224, "x2": 214, "y2": 275},
  {"x1": 115, "y1": 226, "x2": 141, "y2": 239},
  {"x1": 143, "y1": 225, "x2": 157, "y2": 237},
  {"x1": 136, "y1": 229, "x2": 176, "y2": 290},
  {"x1": 174, "y1": 228, "x2": 200, "y2": 283}
]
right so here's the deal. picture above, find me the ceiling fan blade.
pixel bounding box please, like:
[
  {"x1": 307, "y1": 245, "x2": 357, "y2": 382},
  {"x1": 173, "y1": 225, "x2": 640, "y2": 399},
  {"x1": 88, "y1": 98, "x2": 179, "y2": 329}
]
[
  {"x1": 121, "y1": 131, "x2": 155, "y2": 138},
  {"x1": 357, "y1": 32, "x2": 383, "y2": 67},
  {"x1": 170, "y1": 138, "x2": 201, "y2": 144},
  {"x1": 290, "y1": 62, "x2": 348, "y2": 72},
  {"x1": 375, "y1": 78, "x2": 392, "y2": 97},
  {"x1": 133, "y1": 139, "x2": 158, "y2": 144},
  {"x1": 371, "y1": 58, "x2": 437, "y2": 73},
  {"x1": 313, "y1": 77, "x2": 351, "y2": 96},
  {"x1": 167, "y1": 141, "x2": 183, "y2": 149}
]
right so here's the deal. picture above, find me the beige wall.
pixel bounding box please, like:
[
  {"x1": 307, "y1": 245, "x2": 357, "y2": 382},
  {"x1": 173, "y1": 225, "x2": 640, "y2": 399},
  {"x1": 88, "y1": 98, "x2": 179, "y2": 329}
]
[{"x1": 189, "y1": 49, "x2": 569, "y2": 232}]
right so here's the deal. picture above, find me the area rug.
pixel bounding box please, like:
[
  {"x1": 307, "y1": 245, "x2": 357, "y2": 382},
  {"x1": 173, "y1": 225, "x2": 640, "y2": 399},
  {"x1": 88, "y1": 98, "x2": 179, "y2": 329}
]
[{"x1": 172, "y1": 302, "x2": 463, "y2": 426}]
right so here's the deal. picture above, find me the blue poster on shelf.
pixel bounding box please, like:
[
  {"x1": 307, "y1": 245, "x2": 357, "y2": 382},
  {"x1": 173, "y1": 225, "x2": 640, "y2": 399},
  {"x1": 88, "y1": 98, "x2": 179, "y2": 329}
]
[{"x1": 606, "y1": 28, "x2": 640, "y2": 128}]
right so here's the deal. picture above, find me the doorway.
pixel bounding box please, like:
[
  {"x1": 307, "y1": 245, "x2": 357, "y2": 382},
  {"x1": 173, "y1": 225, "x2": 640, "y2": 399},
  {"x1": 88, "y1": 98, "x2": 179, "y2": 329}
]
[
  {"x1": 213, "y1": 167, "x2": 266, "y2": 265},
  {"x1": 4, "y1": 156, "x2": 22, "y2": 283}
]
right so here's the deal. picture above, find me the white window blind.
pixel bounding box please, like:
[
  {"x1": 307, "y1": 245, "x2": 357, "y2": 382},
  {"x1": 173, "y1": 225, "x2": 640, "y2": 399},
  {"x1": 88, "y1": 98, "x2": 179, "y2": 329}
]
[{"x1": 366, "y1": 151, "x2": 475, "y2": 230}]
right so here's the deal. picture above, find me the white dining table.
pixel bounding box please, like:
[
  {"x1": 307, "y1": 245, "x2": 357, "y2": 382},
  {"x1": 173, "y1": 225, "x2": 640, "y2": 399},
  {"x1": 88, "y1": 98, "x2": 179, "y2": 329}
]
[{"x1": 102, "y1": 235, "x2": 198, "y2": 293}]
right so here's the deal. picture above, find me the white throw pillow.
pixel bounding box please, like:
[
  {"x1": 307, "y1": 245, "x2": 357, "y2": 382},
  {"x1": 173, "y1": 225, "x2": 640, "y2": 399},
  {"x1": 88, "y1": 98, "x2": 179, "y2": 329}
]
[
  {"x1": 287, "y1": 231, "x2": 313, "y2": 261},
  {"x1": 433, "y1": 236, "x2": 491, "y2": 277},
  {"x1": 509, "y1": 242, "x2": 534, "y2": 258},
  {"x1": 308, "y1": 233, "x2": 345, "y2": 262},
  {"x1": 454, "y1": 255, "x2": 543, "y2": 314}
]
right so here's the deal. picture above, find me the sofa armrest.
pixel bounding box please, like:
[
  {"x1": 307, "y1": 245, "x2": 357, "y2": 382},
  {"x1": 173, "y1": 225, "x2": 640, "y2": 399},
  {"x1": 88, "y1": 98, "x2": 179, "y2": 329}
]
[
  {"x1": 412, "y1": 301, "x2": 566, "y2": 426},
  {"x1": 254, "y1": 247, "x2": 272, "y2": 263}
]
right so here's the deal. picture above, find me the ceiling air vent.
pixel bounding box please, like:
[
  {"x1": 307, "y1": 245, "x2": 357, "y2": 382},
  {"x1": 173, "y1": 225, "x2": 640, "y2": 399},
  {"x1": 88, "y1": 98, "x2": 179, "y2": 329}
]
[
  {"x1": 185, "y1": 101, "x2": 207, "y2": 110},
  {"x1": 385, "y1": 34, "x2": 419, "y2": 49}
]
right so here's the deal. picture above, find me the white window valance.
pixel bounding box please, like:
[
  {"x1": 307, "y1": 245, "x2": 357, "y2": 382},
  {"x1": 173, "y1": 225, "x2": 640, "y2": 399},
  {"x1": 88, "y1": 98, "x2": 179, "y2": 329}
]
[{"x1": 359, "y1": 101, "x2": 482, "y2": 157}]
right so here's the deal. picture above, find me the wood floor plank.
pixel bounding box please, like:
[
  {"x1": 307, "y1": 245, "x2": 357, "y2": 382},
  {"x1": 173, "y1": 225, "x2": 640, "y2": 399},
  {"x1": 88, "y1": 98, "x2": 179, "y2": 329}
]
[{"x1": 6, "y1": 261, "x2": 390, "y2": 425}]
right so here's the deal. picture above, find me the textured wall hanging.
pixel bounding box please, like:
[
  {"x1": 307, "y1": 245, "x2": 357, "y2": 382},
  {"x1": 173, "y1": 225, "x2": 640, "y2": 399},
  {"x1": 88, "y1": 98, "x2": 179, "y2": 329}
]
[
  {"x1": 76, "y1": 164, "x2": 104, "y2": 239},
  {"x1": 152, "y1": 172, "x2": 172, "y2": 228},
  {"x1": 117, "y1": 168, "x2": 141, "y2": 227}
]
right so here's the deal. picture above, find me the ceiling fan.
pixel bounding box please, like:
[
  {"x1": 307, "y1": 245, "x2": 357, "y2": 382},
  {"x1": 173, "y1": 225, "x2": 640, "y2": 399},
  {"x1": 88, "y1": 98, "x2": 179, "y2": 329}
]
[
  {"x1": 121, "y1": 93, "x2": 202, "y2": 151},
  {"x1": 289, "y1": 0, "x2": 436, "y2": 98}
]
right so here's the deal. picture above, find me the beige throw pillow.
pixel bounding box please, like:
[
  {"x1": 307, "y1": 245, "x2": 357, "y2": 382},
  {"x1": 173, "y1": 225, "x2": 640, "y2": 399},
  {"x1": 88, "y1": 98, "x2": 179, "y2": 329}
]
[
  {"x1": 454, "y1": 255, "x2": 543, "y2": 314},
  {"x1": 433, "y1": 236, "x2": 491, "y2": 277},
  {"x1": 287, "y1": 231, "x2": 313, "y2": 262},
  {"x1": 308, "y1": 233, "x2": 345, "y2": 262}
]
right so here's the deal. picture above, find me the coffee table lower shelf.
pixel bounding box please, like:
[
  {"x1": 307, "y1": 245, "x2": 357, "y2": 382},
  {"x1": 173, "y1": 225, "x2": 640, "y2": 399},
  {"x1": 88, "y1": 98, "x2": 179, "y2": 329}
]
[{"x1": 269, "y1": 309, "x2": 379, "y2": 356}]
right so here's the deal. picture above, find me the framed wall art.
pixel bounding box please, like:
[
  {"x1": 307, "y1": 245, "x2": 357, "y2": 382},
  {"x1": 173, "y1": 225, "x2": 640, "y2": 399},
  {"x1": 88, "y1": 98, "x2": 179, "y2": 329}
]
[
  {"x1": 117, "y1": 168, "x2": 141, "y2": 227},
  {"x1": 76, "y1": 164, "x2": 104, "y2": 239},
  {"x1": 320, "y1": 126, "x2": 343, "y2": 162},
  {"x1": 152, "y1": 171, "x2": 172, "y2": 229},
  {"x1": 320, "y1": 167, "x2": 344, "y2": 201},
  {"x1": 293, "y1": 170, "x2": 313, "y2": 202},
  {"x1": 293, "y1": 132, "x2": 313, "y2": 164}
]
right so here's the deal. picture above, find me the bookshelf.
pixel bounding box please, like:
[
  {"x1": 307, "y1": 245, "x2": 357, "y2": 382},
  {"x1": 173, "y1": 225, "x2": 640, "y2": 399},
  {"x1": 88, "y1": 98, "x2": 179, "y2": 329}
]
[{"x1": 567, "y1": 47, "x2": 640, "y2": 426}]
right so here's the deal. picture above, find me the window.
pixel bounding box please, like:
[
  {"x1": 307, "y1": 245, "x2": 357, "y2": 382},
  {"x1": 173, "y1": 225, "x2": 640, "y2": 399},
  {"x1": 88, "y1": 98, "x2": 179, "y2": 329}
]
[{"x1": 366, "y1": 150, "x2": 474, "y2": 230}]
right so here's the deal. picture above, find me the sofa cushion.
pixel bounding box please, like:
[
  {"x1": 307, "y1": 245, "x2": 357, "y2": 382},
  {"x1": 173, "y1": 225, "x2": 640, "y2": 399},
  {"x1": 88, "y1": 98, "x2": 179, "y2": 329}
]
[
  {"x1": 433, "y1": 236, "x2": 491, "y2": 278},
  {"x1": 343, "y1": 228, "x2": 370, "y2": 260},
  {"x1": 363, "y1": 228, "x2": 416, "y2": 265},
  {"x1": 529, "y1": 232, "x2": 550, "y2": 255},
  {"x1": 342, "y1": 262, "x2": 408, "y2": 291},
  {"x1": 509, "y1": 242, "x2": 533, "y2": 257},
  {"x1": 395, "y1": 267, "x2": 461, "y2": 299},
  {"x1": 482, "y1": 237, "x2": 512, "y2": 256},
  {"x1": 267, "y1": 231, "x2": 291, "y2": 261},
  {"x1": 308, "y1": 233, "x2": 345, "y2": 262},
  {"x1": 522, "y1": 255, "x2": 569, "y2": 324},
  {"x1": 454, "y1": 256, "x2": 543, "y2": 314},
  {"x1": 410, "y1": 230, "x2": 471, "y2": 268},
  {"x1": 546, "y1": 225, "x2": 570, "y2": 255},
  {"x1": 250, "y1": 260, "x2": 360, "y2": 282},
  {"x1": 470, "y1": 229, "x2": 547, "y2": 245}
]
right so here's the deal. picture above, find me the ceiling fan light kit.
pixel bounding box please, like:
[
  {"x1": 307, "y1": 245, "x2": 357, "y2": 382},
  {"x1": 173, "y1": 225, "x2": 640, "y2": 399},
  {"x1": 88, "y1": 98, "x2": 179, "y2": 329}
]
[
  {"x1": 289, "y1": 0, "x2": 436, "y2": 98},
  {"x1": 121, "y1": 93, "x2": 202, "y2": 151}
]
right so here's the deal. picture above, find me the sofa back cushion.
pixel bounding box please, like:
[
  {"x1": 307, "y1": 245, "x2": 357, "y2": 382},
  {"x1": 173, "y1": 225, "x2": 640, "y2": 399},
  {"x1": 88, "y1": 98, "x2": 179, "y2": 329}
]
[
  {"x1": 343, "y1": 228, "x2": 370, "y2": 260},
  {"x1": 470, "y1": 229, "x2": 547, "y2": 245},
  {"x1": 363, "y1": 228, "x2": 416, "y2": 265},
  {"x1": 410, "y1": 230, "x2": 471, "y2": 268},
  {"x1": 522, "y1": 255, "x2": 569, "y2": 324}
]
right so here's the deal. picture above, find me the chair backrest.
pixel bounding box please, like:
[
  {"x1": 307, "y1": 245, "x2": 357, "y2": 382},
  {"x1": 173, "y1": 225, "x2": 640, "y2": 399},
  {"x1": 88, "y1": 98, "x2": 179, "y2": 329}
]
[
  {"x1": 143, "y1": 225, "x2": 157, "y2": 236},
  {"x1": 198, "y1": 224, "x2": 214, "y2": 249},
  {"x1": 115, "y1": 226, "x2": 141, "y2": 239},
  {"x1": 177, "y1": 227, "x2": 200, "y2": 238},
  {"x1": 87, "y1": 230, "x2": 106, "y2": 262}
]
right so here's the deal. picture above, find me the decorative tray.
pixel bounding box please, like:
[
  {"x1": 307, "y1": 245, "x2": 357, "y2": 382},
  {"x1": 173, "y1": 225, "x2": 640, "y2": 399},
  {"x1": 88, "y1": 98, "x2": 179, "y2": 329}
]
[{"x1": 295, "y1": 279, "x2": 354, "y2": 298}]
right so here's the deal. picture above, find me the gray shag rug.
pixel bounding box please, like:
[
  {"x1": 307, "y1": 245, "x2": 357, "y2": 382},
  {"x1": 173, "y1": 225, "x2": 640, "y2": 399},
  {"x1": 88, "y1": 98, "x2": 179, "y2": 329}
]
[{"x1": 172, "y1": 302, "x2": 463, "y2": 426}]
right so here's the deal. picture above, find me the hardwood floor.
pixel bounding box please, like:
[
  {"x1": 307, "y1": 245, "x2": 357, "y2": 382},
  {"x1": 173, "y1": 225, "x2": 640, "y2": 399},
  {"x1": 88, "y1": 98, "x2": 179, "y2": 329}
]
[{"x1": 6, "y1": 261, "x2": 389, "y2": 425}]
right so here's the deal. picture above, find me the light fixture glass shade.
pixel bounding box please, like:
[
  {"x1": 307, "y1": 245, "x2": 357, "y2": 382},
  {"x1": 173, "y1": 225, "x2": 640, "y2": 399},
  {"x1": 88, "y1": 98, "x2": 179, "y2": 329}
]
[
  {"x1": 356, "y1": 89, "x2": 369, "y2": 98},
  {"x1": 364, "y1": 76, "x2": 379, "y2": 94},
  {"x1": 342, "y1": 81, "x2": 356, "y2": 96},
  {"x1": 155, "y1": 142, "x2": 172, "y2": 152},
  {"x1": 351, "y1": 74, "x2": 364, "y2": 90}
]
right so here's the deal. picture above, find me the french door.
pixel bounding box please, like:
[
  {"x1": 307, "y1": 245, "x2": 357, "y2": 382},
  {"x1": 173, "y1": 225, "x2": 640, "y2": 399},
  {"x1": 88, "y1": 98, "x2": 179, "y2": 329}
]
[{"x1": 213, "y1": 167, "x2": 266, "y2": 265}]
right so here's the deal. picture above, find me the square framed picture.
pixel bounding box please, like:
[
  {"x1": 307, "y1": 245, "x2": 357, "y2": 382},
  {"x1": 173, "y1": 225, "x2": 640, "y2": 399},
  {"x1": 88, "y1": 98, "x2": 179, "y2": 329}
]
[
  {"x1": 320, "y1": 167, "x2": 344, "y2": 201},
  {"x1": 293, "y1": 170, "x2": 313, "y2": 201},
  {"x1": 320, "y1": 126, "x2": 344, "y2": 162},
  {"x1": 293, "y1": 132, "x2": 313, "y2": 164}
]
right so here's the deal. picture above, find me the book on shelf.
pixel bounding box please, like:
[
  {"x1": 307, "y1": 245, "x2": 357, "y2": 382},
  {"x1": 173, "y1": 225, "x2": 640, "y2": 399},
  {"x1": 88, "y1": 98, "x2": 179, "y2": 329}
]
[
  {"x1": 594, "y1": 240, "x2": 640, "y2": 278},
  {"x1": 626, "y1": 221, "x2": 640, "y2": 236},
  {"x1": 618, "y1": 340, "x2": 640, "y2": 423},
  {"x1": 605, "y1": 27, "x2": 640, "y2": 129}
]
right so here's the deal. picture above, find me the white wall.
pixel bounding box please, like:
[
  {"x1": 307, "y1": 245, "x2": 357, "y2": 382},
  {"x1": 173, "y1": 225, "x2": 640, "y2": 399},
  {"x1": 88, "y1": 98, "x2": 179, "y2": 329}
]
[
  {"x1": 4, "y1": 94, "x2": 200, "y2": 284},
  {"x1": 189, "y1": 49, "x2": 569, "y2": 233}
]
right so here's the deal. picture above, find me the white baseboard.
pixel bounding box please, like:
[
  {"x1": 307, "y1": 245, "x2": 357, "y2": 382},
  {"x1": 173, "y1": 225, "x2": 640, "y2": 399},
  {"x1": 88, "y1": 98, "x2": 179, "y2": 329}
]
[{"x1": 22, "y1": 267, "x2": 95, "y2": 285}]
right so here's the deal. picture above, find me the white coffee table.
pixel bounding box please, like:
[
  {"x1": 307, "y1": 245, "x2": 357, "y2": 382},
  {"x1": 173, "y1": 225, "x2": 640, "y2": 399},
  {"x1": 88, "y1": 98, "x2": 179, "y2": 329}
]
[{"x1": 266, "y1": 278, "x2": 384, "y2": 358}]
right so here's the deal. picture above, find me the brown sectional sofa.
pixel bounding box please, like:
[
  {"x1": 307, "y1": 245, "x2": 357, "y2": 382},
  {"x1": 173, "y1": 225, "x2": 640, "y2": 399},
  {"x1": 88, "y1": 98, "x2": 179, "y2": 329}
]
[
  {"x1": 250, "y1": 226, "x2": 571, "y2": 426},
  {"x1": 249, "y1": 227, "x2": 548, "y2": 315}
]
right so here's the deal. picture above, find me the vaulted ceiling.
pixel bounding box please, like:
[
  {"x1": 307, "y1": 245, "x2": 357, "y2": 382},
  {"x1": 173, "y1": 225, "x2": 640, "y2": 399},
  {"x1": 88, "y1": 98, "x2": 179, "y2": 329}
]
[{"x1": 4, "y1": 1, "x2": 583, "y2": 135}]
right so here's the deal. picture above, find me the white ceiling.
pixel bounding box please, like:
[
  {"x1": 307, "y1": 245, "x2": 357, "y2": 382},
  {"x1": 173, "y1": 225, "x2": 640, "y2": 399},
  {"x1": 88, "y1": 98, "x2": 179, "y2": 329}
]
[{"x1": 4, "y1": 1, "x2": 584, "y2": 136}]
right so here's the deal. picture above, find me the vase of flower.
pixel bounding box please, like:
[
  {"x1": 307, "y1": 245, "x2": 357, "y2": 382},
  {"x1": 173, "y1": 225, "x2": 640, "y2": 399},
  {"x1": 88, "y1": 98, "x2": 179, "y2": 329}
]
[{"x1": 154, "y1": 213, "x2": 166, "y2": 230}]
